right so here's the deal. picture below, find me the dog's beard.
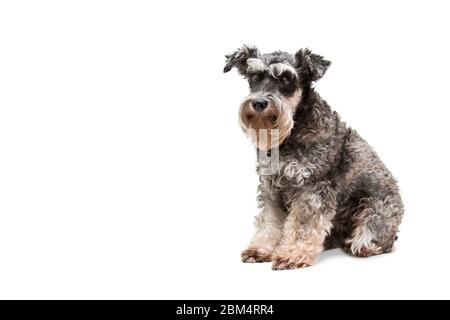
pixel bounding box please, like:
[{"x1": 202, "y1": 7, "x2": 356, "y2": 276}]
[{"x1": 239, "y1": 91, "x2": 301, "y2": 151}]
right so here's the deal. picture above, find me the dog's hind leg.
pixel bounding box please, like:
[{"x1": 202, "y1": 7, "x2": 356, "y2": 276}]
[{"x1": 343, "y1": 193, "x2": 403, "y2": 257}]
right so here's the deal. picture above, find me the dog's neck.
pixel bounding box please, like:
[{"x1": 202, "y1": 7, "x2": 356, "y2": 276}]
[{"x1": 281, "y1": 87, "x2": 336, "y2": 150}]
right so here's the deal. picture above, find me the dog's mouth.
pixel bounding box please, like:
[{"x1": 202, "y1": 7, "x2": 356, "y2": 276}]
[
  {"x1": 239, "y1": 98, "x2": 294, "y2": 150},
  {"x1": 242, "y1": 104, "x2": 278, "y2": 126}
]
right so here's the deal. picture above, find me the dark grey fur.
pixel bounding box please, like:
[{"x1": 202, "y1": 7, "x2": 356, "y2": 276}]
[{"x1": 224, "y1": 45, "x2": 404, "y2": 269}]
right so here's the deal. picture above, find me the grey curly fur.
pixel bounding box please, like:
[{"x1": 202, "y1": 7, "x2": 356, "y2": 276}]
[{"x1": 224, "y1": 45, "x2": 404, "y2": 270}]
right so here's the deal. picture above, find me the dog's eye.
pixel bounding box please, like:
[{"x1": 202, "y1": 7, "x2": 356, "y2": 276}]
[
  {"x1": 280, "y1": 76, "x2": 290, "y2": 85},
  {"x1": 250, "y1": 74, "x2": 261, "y2": 82}
]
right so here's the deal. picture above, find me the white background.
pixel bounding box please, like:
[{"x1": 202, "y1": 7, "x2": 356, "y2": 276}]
[{"x1": 1, "y1": 0, "x2": 449, "y2": 299}]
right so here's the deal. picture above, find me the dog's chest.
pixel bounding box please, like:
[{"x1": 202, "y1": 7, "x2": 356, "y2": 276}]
[{"x1": 258, "y1": 152, "x2": 313, "y2": 195}]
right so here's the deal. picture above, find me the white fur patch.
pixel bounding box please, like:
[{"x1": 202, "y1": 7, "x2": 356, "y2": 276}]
[
  {"x1": 345, "y1": 223, "x2": 381, "y2": 255},
  {"x1": 269, "y1": 63, "x2": 298, "y2": 79},
  {"x1": 247, "y1": 58, "x2": 266, "y2": 73}
]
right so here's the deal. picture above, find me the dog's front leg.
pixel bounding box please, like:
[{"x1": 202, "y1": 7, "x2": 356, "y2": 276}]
[
  {"x1": 241, "y1": 196, "x2": 286, "y2": 263},
  {"x1": 272, "y1": 184, "x2": 337, "y2": 270}
]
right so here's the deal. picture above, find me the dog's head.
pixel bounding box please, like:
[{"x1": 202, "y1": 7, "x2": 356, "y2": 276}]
[{"x1": 224, "y1": 45, "x2": 330, "y2": 150}]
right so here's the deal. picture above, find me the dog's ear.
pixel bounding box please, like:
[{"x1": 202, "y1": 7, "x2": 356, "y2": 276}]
[
  {"x1": 223, "y1": 45, "x2": 260, "y2": 74},
  {"x1": 294, "y1": 48, "x2": 331, "y2": 82}
]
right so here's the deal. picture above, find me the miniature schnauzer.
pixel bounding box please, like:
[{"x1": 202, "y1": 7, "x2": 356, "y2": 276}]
[{"x1": 224, "y1": 45, "x2": 404, "y2": 270}]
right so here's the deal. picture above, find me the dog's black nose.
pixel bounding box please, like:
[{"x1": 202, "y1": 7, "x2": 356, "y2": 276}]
[{"x1": 251, "y1": 99, "x2": 268, "y2": 112}]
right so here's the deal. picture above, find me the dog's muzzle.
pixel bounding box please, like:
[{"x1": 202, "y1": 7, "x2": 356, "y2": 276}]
[{"x1": 239, "y1": 92, "x2": 295, "y2": 150}]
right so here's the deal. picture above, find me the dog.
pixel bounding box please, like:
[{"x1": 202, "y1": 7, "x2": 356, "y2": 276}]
[{"x1": 224, "y1": 45, "x2": 404, "y2": 270}]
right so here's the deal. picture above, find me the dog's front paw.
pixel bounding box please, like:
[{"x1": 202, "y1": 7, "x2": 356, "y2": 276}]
[
  {"x1": 271, "y1": 254, "x2": 313, "y2": 270},
  {"x1": 241, "y1": 248, "x2": 272, "y2": 263}
]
